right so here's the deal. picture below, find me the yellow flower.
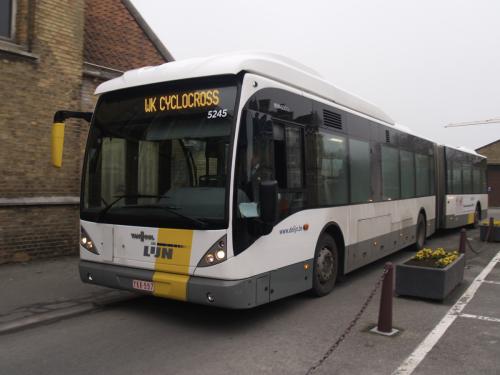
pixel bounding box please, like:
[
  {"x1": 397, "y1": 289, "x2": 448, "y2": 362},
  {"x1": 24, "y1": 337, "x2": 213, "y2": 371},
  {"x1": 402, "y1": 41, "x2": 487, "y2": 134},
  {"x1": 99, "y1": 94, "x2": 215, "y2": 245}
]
[
  {"x1": 435, "y1": 253, "x2": 458, "y2": 267},
  {"x1": 413, "y1": 247, "x2": 459, "y2": 266}
]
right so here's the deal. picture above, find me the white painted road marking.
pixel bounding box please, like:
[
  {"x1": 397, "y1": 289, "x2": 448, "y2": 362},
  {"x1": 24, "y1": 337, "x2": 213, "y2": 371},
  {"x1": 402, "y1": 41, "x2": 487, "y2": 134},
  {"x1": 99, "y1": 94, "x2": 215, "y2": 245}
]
[
  {"x1": 393, "y1": 250, "x2": 500, "y2": 375},
  {"x1": 459, "y1": 313, "x2": 500, "y2": 323},
  {"x1": 481, "y1": 279, "x2": 500, "y2": 286}
]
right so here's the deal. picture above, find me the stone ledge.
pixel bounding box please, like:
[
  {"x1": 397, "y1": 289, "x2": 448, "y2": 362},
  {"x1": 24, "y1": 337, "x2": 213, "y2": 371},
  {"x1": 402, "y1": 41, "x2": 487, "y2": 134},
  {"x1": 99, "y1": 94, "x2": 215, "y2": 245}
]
[
  {"x1": 0, "y1": 40, "x2": 39, "y2": 61},
  {"x1": 0, "y1": 196, "x2": 80, "y2": 207},
  {"x1": 83, "y1": 62, "x2": 122, "y2": 80}
]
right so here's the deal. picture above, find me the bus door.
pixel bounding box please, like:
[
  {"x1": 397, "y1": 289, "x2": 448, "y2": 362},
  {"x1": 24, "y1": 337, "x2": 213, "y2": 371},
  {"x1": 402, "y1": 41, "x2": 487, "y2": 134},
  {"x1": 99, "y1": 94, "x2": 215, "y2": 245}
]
[
  {"x1": 232, "y1": 112, "x2": 305, "y2": 254},
  {"x1": 271, "y1": 121, "x2": 306, "y2": 219}
]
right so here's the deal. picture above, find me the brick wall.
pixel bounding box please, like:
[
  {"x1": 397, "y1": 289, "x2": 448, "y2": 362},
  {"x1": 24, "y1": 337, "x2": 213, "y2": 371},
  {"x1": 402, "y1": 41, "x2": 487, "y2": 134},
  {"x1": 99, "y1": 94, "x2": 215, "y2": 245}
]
[
  {"x1": 0, "y1": 0, "x2": 85, "y2": 198},
  {"x1": 0, "y1": 0, "x2": 85, "y2": 264},
  {"x1": 81, "y1": 76, "x2": 102, "y2": 112},
  {"x1": 0, "y1": 0, "x2": 169, "y2": 265},
  {"x1": 0, "y1": 206, "x2": 79, "y2": 263},
  {"x1": 476, "y1": 140, "x2": 500, "y2": 165}
]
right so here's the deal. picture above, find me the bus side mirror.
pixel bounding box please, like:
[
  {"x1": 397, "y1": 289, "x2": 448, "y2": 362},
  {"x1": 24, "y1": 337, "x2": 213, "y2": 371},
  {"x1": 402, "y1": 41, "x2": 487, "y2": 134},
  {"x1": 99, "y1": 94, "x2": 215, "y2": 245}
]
[
  {"x1": 50, "y1": 110, "x2": 92, "y2": 168},
  {"x1": 51, "y1": 122, "x2": 65, "y2": 168},
  {"x1": 259, "y1": 180, "x2": 278, "y2": 224}
]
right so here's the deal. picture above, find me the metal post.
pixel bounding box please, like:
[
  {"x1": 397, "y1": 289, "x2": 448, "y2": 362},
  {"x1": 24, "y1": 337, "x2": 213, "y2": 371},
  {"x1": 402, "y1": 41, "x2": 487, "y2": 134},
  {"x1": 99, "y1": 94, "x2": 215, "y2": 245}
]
[
  {"x1": 488, "y1": 217, "x2": 494, "y2": 242},
  {"x1": 459, "y1": 228, "x2": 467, "y2": 254},
  {"x1": 370, "y1": 263, "x2": 399, "y2": 336},
  {"x1": 377, "y1": 262, "x2": 394, "y2": 333}
]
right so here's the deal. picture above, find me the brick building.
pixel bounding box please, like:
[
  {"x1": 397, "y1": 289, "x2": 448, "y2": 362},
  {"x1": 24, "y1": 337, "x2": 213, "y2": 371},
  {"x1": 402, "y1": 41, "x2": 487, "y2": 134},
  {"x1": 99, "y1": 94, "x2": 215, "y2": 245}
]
[
  {"x1": 476, "y1": 139, "x2": 500, "y2": 207},
  {"x1": 0, "y1": 0, "x2": 172, "y2": 264}
]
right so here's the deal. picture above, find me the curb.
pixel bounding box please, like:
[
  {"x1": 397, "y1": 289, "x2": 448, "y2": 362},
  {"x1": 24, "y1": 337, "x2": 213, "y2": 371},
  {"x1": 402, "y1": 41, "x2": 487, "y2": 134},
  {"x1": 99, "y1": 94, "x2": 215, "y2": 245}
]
[{"x1": 0, "y1": 294, "x2": 135, "y2": 335}]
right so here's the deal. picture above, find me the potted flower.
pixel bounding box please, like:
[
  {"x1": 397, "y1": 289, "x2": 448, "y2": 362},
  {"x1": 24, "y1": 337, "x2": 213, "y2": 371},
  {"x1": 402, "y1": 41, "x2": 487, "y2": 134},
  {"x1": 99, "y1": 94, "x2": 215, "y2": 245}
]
[
  {"x1": 396, "y1": 248, "x2": 465, "y2": 300},
  {"x1": 479, "y1": 219, "x2": 500, "y2": 242}
]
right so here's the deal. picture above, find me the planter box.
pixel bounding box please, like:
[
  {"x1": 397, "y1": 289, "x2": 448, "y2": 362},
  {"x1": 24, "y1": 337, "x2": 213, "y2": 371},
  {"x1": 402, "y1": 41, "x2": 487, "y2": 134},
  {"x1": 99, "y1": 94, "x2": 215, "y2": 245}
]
[
  {"x1": 395, "y1": 254, "x2": 465, "y2": 300},
  {"x1": 480, "y1": 224, "x2": 500, "y2": 242}
]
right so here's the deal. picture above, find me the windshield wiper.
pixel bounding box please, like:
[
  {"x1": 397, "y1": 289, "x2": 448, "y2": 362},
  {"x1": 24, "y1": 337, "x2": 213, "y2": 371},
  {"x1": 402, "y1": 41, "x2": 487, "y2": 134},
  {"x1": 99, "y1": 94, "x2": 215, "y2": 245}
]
[
  {"x1": 97, "y1": 194, "x2": 164, "y2": 220},
  {"x1": 97, "y1": 195, "x2": 209, "y2": 228}
]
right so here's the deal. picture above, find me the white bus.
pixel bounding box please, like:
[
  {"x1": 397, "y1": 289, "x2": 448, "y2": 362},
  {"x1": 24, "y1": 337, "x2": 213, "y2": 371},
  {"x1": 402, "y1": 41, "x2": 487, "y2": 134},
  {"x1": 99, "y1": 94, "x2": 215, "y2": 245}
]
[{"x1": 52, "y1": 53, "x2": 488, "y2": 308}]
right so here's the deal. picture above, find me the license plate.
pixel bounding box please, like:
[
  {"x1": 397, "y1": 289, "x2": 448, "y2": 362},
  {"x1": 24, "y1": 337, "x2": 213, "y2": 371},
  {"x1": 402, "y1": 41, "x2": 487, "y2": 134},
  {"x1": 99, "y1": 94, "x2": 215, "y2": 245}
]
[{"x1": 132, "y1": 279, "x2": 154, "y2": 292}]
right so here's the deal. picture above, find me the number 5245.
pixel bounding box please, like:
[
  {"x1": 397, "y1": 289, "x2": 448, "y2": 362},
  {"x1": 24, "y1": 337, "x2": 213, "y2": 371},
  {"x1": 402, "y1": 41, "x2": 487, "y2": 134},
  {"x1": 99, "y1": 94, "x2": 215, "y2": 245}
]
[{"x1": 207, "y1": 109, "x2": 228, "y2": 119}]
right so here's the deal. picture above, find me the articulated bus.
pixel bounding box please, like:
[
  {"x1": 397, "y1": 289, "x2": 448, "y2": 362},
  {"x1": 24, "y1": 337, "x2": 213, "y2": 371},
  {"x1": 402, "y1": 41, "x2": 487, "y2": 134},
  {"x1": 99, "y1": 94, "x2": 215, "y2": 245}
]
[{"x1": 51, "y1": 53, "x2": 488, "y2": 308}]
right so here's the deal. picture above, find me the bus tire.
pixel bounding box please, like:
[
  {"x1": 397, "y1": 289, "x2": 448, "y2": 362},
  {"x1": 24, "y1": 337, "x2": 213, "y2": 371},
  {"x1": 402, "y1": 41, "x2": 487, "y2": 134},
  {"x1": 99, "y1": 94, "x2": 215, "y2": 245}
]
[
  {"x1": 312, "y1": 234, "x2": 339, "y2": 297},
  {"x1": 414, "y1": 213, "x2": 426, "y2": 250}
]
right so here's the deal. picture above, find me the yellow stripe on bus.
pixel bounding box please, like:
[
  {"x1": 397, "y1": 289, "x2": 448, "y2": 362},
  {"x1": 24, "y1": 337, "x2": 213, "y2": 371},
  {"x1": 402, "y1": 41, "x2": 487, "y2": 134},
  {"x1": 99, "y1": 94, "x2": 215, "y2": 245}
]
[
  {"x1": 467, "y1": 213, "x2": 475, "y2": 225},
  {"x1": 152, "y1": 272, "x2": 190, "y2": 301},
  {"x1": 152, "y1": 228, "x2": 193, "y2": 301}
]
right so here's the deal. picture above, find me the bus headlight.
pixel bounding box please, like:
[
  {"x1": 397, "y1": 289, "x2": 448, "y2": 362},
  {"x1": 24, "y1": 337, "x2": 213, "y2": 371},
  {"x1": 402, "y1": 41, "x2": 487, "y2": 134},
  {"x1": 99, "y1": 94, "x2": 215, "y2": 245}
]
[
  {"x1": 216, "y1": 249, "x2": 226, "y2": 260},
  {"x1": 197, "y1": 235, "x2": 227, "y2": 267},
  {"x1": 80, "y1": 226, "x2": 99, "y2": 255}
]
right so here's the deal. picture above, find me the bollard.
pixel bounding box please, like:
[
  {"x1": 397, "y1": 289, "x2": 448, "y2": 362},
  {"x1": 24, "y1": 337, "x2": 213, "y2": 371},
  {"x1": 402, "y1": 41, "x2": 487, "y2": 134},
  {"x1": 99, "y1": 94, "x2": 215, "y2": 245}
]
[
  {"x1": 377, "y1": 262, "x2": 394, "y2": 333},
  {"x1": 370, "y1": 263, "x2": 398, "y2": 336},
  {"x1": 459, "y1": 228, "x2": 467, "y2": 254},
  {"x1": 488, "y1": 217, "x2": 494, "y2": 242}
]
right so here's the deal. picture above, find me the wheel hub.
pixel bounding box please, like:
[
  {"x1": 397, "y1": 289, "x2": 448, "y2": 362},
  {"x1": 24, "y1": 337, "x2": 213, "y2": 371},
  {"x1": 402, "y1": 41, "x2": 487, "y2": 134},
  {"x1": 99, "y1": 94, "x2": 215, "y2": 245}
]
[{"x1": 317, "y1": 247, "x2": 334, "y2": 283}]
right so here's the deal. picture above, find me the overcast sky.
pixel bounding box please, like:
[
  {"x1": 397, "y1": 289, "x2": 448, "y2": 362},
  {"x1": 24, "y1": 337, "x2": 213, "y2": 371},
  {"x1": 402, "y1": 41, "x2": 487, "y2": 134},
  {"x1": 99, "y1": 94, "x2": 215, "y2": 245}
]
[{"x1": 131, "y1": 0, "x2": 500, "y2": 150}]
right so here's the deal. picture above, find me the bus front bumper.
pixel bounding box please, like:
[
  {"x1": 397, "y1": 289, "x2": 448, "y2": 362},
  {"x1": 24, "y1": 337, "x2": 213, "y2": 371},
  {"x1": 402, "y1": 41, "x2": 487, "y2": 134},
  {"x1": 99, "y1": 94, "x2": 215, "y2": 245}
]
[{"x1": 79, "y1": 260, "x2": 258, "y2": 309}]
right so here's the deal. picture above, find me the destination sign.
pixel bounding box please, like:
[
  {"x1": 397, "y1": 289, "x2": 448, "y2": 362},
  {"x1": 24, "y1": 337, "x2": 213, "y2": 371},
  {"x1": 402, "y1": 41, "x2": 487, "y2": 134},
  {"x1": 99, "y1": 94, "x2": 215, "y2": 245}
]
[{"x1": 144, "y1": 89, "x2": 220, "y2": 113}]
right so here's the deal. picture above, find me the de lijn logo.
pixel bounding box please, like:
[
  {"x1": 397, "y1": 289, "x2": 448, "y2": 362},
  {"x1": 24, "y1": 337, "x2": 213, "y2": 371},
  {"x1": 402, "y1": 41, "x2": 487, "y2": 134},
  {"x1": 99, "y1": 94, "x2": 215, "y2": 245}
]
[
  {"x1": 143, "y1": 242, "x2": 186, "y2": 260},
  {"x1": 130, "y1": 231, "x2": 155, "y2": 242},
  {"x1": 130, "y1": 232, "x2": 186, "y2": 260}
]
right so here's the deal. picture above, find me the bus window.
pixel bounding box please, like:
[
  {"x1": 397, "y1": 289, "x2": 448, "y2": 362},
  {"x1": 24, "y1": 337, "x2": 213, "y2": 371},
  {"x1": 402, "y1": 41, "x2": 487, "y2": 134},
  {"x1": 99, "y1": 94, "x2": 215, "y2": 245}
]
[
  {"x1": 446, "y1": 159, "x2": 453, "y2": 194},
  {"x1": 101, "y1": 138, "x2": 126, "y2": 205},
  {"x1": 481, "y1": 160, "x2": 488, "y2": 193},
  {"x1": 317, "y1": 132, "x2": 348, "y2": 205},
  {"x1": 170, "y1": 140, "x2": 191, "y2": 188},
  {"x1": 462, "y1": 164, "x2": 472, "y2": 194},
  {"x1": 381, "y1": 145, "x2": 400, "y2": 200},
  {"x1": 472, "y1": 166, "x2": 481, "y2": 194},
  {"x1": 273, "y1": 123, "x2": 305, "y2": 216},
  {"x1": 138, "y1": 141, "x2": 159, "y2": 203},
  {"x1": 349, "y1": 138, "x2": 371, "y2": 203},
  {"x1": 285, "y1": 126, "x2": 303, "y2": 189},
  {"x1": 430, "y1": 153, "x2": 435, "y2": 195},
  {"x1": 452, "y1": 161, "x2": 462, "y2": 194},
  {"x1": 273, "y1": 124, "x2": 286, "y2": 188},
  {"x1": 400, "y1": 149, "x2": 415, "y2": 199}
]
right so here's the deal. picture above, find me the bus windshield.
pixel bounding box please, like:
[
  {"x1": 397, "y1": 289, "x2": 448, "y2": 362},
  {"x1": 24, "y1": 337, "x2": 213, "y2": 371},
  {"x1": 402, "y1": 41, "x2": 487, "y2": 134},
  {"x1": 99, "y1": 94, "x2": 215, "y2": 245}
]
[{"x1": 82, "y1": 81, "x2": 238, "y2": 229}]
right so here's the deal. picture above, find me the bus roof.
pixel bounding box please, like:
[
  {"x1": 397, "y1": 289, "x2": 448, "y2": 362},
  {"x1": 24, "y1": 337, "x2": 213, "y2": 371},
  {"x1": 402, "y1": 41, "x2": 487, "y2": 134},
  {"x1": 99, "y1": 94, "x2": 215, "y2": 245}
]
[
  {"x1": 95, "y1": 52, "x2": 395, "y2": 125},
  {"x1": 94, "y1": 52, "x2": 484, "y2": 157},
  {"x1": 444, "y1": 144, "x2": 486, "y2": 158}
]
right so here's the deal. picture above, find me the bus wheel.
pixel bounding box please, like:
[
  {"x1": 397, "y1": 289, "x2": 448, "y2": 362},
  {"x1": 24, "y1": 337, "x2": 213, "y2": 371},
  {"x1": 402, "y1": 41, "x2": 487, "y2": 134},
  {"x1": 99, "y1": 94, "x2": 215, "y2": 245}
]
[
  {"x1": 312, "y1": 234, "x2": 338, "y2": 297},
  {"x1": 414, "y1": 214, "x2": 426, "y2": 250}
]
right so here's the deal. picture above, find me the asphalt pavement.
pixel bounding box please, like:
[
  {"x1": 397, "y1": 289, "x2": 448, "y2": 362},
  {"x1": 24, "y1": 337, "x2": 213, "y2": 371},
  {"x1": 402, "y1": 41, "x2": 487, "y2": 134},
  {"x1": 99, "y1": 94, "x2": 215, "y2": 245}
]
[{"x1": 0, "y1": 210, "x2": 499, "y2": 375}]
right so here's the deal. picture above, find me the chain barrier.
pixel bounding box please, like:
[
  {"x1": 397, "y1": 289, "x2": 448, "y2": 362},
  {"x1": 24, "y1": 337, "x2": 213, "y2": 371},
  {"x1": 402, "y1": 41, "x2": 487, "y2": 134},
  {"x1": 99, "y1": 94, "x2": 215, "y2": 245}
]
[
  {"x1": 465, "y1": 223, "x2": 493, "y2": 255},
  {"x1": 465, "y1": 234, "x2": 489, "y2": 255},
  {"x1": 305, "y1": 266, "x2": 390, "y2": 375}
]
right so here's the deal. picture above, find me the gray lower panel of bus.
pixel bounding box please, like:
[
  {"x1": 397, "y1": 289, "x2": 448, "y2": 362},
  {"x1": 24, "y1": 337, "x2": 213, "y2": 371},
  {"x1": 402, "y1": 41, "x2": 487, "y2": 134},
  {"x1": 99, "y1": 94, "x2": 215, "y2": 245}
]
[
  {"x1": 188, "y1": 260, "x2": 314, "y2": 309},
  {"x1": 79, "y1": 261, "x2": 155, "y2": 290},
  {"x1": 344, "y1": 219, "x2": 436, "y2": 273},
  {"x1": 443, "y1": 210, "x2": 487, "y2": 229},
  {"x1": 79, "y1": 259, "x2": 313, "y2": 309}
]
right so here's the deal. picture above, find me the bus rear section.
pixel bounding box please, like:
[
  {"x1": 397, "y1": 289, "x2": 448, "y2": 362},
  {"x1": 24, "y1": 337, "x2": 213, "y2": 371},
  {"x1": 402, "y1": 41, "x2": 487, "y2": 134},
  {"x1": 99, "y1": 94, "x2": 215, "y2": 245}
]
[{"x1": 440, "y1": 146, "x2": 488, "y2": 228}]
